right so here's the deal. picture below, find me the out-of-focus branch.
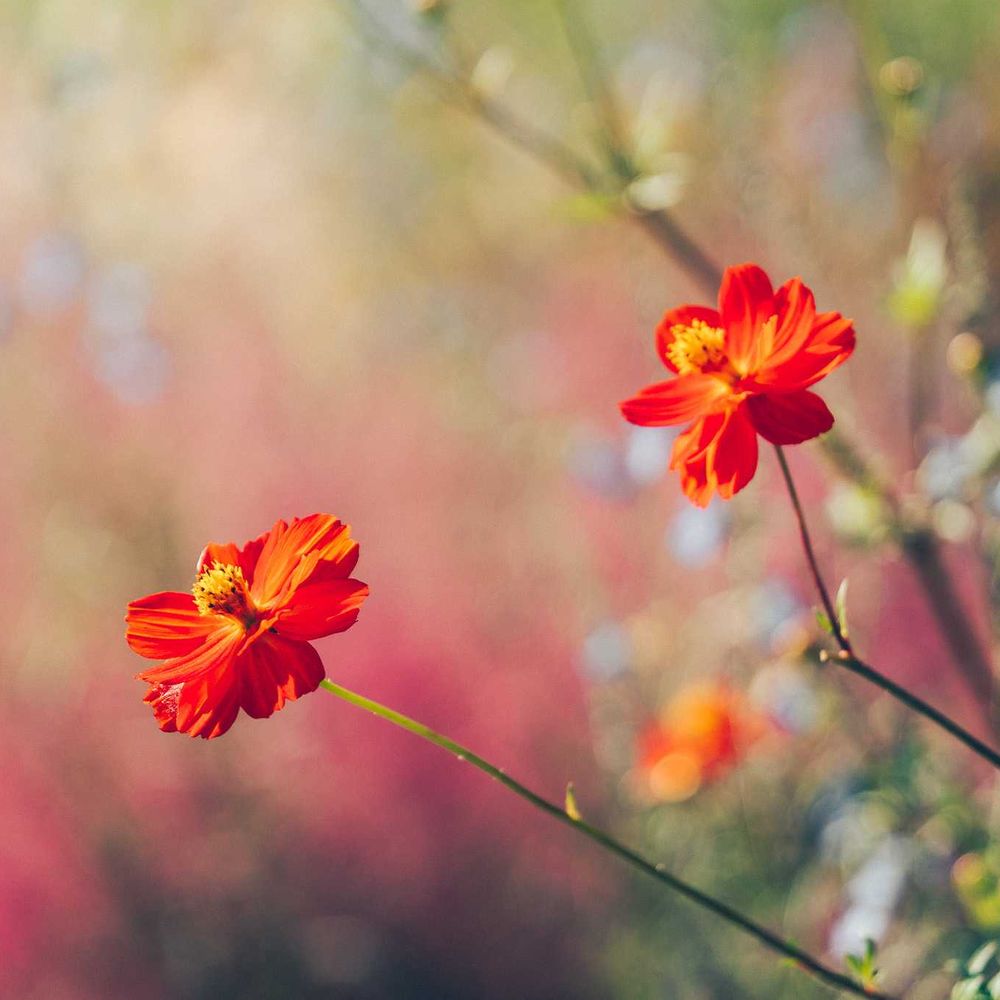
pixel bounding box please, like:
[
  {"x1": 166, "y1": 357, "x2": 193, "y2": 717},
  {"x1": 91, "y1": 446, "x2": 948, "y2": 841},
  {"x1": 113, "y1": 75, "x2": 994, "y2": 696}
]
[
  {"x1": 822, "y1": 429, "x2": 998, "y2": 731},
  {"x1": 350, "y1": 1, "x2": 601, "y2": 186},
  {"x1": 347, "y1": 0, "x2": 723, "y2": 290},
  {"x1": 776, "y1": 444, "x2": 1000, "y2": 755},
  {"x1": 630, "y1": 208, "x2": 723, "y2": 290},
  {"x1": 553, "y1": 0, "x2": 631, "y2": 177}
]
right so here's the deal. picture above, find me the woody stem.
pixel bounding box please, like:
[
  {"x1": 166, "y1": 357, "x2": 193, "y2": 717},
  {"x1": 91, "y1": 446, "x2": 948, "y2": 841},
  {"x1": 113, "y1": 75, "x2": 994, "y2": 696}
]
[
  {"x1": 773, "y1": 444, "x2": 1000, "y2": 769},
  {"x1": 773, "y1": 445, "x2": 850, "y2": 652},
  {"x1": 319, "y1": 678, "x2": 897, "y2": 999}
]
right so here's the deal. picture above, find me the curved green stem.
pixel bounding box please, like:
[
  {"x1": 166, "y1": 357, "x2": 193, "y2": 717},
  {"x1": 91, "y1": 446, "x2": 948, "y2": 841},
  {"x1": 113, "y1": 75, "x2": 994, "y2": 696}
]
[
  {"x1": 774, "y1": 444, "x2": 1000, "y2": 769},
  {"x1": 320, "y1": 679, "x2": 897, "y2": 999}
]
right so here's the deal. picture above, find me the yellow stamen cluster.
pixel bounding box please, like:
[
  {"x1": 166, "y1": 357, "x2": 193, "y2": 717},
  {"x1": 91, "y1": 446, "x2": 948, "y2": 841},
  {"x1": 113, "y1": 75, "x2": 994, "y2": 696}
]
[
  {"x1": 193, "y1": 562, "x2": 254, "y2": 620},
  {"x1": 666, "y1": 319, "x2": 727, "y2": 376}
]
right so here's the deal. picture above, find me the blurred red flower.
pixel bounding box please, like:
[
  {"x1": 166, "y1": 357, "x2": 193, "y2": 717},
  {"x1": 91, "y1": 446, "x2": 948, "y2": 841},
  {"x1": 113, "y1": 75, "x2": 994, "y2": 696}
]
[
  {"x1": 635, "y1": 681, "x2": 768, "y2": 802},
  {"x1": 620, "y1": 263, "x2": 855, "y2": 505},
  {"x1": 126, "y1": 514, "x2": 369, "y2": 739}
]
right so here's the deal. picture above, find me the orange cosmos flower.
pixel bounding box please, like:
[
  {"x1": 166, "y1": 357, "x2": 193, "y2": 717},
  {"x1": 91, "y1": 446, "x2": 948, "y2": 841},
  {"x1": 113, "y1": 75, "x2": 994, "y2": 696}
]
[
  {"x1": 636, "y1": 681, "x2": 767, "y2": 802},
  {"x1": 620, "y1": 263, "x2": 855, "y2": 506},
  {"x1": 126, "y1": 514, "x2": 369, "y2": 739}
]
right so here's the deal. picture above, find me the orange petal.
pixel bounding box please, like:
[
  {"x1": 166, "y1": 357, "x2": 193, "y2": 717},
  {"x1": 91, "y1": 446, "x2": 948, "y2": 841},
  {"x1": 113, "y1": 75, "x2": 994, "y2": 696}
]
[
  {"x1": 620, "y1": 374, "x2": 729, "y2": 426},
  {"x1": 747, "y1": 390, "x2": 834, "y2": 444},
  {"x1": 273, "y1": 578, "x2": 370, "y2": 642},
  {"x1": 239, "y1": 634, "x2": 325, "y2": 719},
  {"x1": 655, "y1": 304, "x2": 723, "y2": 372},
  {"x1": 250, "y1": 514, "x2": 359, "y2": 607},
  {"x1": 126, "y1": 591, "x2": 221, "y2": 660},
  {"x1": 173, "y1": 663, "x2": 242, "y2": 739},
  {"x1": 718, "y1": 264, "x2": 775, "y2": 372},
  {"x1": 197, "y1": 532, "x2": 267, "y2": 578},
  {"x1": 750, "y1": 308, "x2": 855, "y2": 392}
]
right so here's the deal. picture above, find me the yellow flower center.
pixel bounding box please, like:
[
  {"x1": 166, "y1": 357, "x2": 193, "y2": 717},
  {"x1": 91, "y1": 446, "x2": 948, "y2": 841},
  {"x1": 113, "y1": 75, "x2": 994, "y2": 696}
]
[
  {"x1": 666, "y1": 320, "x2": 728, "y2": 376},
  {"x1": 192, "y1": 562, "x2": 257, "y2": 624}
]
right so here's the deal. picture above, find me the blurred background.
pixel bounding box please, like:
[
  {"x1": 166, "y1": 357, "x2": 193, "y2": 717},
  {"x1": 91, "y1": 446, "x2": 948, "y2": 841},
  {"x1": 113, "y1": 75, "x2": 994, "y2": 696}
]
[{"x1": 3, "y1": 0, "x2": 1000, "y2": 997}]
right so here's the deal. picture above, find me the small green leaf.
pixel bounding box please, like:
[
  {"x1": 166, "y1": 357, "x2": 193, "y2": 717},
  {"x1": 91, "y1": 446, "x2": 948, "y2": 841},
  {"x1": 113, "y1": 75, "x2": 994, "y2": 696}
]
[
  {"x1": 557, "y1": 191, "x2": 620, "y2": 223},
  {"x1": 565, "y1": 782, "x2": 582, "y2": 821},
  {"x1": 846, "y1": 938, "x2": 879, "y2": 987},
  {"x1": 815, "y1": 609, "x2": 834, "y2": 634}
]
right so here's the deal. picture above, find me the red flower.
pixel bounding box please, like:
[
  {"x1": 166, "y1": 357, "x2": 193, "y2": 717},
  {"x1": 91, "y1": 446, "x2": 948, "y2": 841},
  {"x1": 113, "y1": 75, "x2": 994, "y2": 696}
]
[
  {"x1": 126, "y1": 514, "x2": 369, "y2": 739},
  {"x1": 620, "y1": 263, "x2": 855, "y2": 505}
]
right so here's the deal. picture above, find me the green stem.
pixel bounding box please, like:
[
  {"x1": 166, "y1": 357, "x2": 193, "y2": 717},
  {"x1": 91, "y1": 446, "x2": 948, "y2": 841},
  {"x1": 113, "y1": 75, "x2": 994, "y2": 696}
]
[
  {"x1": 319, "y1": 679, "x2": 897, "y2": 999},
  {"x1": 774, "y1": 444, "x2": 1000, "y2": 769}
]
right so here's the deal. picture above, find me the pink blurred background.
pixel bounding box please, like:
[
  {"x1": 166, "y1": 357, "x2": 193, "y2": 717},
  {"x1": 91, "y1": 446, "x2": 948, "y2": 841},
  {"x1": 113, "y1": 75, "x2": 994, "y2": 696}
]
[{"x1": 3, "y1": 1, "x2": 1000, "y2": 997}]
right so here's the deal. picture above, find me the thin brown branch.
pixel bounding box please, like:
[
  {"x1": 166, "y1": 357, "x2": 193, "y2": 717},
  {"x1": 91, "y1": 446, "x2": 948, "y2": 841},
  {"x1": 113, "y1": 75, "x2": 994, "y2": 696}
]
[{"x1": 776, "y1": 444, "x2": 1000, "y2": 766}]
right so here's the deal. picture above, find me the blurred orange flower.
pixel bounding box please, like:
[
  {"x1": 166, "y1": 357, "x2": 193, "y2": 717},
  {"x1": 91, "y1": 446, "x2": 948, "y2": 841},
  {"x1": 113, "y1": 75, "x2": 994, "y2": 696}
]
[
  {"x1": 620, "y1": 263, "x2": 855, "y2": 505},
  {"x1": 636, "y1": 681, "x2": 767, "y2": 802},
  {"x1": 126, "y1": 514, "x2": 369, "y2": 739}
]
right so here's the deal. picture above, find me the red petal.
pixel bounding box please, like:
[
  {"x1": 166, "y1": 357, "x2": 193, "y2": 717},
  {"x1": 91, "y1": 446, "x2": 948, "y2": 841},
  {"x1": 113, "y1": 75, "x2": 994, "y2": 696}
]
[
  {"x1": 136, "y1": 621, "x2": 243, "y2": 685},
  {"x1": 709, "y1": 404, "x2": 758, "y2": 498},
  {"x1": 620, "y1": 374, "x2": 729, "y2": 426},
  {"x1": 747, "y1": 390, "x2": 834, "y2": 444},
  {"x1": 769, "y1": 278, "x2": 817, "y2": 357},
  {"x1": 239, "y1": 635, "x2": 325, "y2": 719},
  {"x1": 718, "y1": 264, "x2": 775, "y2": 373},
  {"x1": 126, "y1": 591, "x2": 220, "y2": 660},
  {"x1": 273, "y1": 578, "x2": 370, "y2": 641},
  {"x1": 669, "y1": 405, "x2": 758, "y2": 506},
  {"x1": 250, "y1": 514, "x2": 359, "y2": 607},
  {"x1": 173, "y1": 664, "x2": 241, "y2": 739},
  {"x1": 670, "y1": 414, "x2": 723, "y2": 507},
  {"x1": 655, "y1": 304, "x2": 723, "y2": 372}
]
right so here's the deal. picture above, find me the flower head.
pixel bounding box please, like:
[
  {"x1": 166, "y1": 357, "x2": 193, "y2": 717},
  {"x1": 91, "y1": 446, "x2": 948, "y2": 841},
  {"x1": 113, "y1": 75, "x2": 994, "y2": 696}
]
[
  {"x1": 126, "y1": 513, "x2": 369, "y2": 739},
  {"x1": 620, "y1": 263, "x2": 855, "y2": 505},
  {"x1": 636, "y1": 681, "x2": 767, "y2": 802}
]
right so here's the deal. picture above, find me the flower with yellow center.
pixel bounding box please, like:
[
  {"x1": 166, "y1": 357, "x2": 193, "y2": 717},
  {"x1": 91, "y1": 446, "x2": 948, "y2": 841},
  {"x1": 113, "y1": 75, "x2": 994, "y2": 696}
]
[
  {"x1": 619, "y1": 263, "x2": 855, "y2": 506},
  {"x1": 126, "y1": 513, "x2": 370, "y2": 739}
]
